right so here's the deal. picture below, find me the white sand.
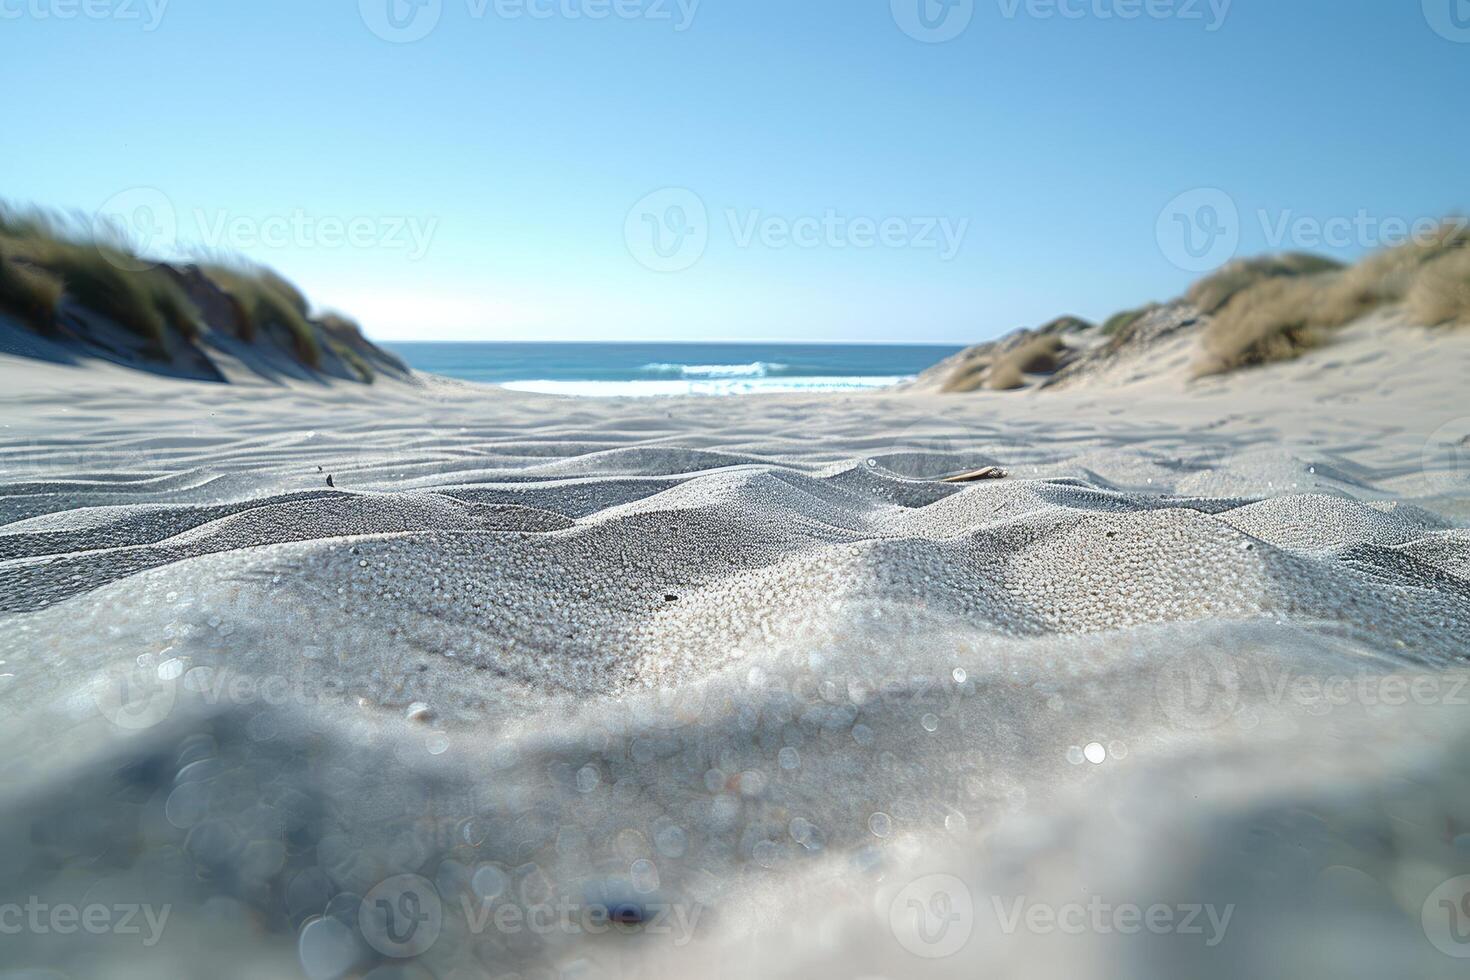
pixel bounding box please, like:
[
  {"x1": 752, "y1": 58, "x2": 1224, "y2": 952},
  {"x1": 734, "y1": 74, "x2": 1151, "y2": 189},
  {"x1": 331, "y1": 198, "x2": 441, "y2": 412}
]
[{"x1": 1, "y1": 319, "x2": 1468, "y2": 979}]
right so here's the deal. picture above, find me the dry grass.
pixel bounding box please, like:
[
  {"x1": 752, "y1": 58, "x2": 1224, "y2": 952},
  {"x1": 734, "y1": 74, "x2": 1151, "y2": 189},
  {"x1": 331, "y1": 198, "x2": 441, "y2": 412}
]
[
  {"x1": 1186, "y1": 253, "x2": 1343, "y2": 314},
  {"x1": 0, "y1": 246, "x2": 64, "y2": 333},
  {"x1": 1011, "y1": 334, "x2": 1065, "y2": 372},
  {"x1": 986, "y1": 335, "x2": 1065, "y2": 390},
  {"x1": 1196, "y1": 276, "x2": 1334, "y2": 375},
  {"x1": 1196, "y1": 220, "x2": 1470, "y2": 376},
  {"x1": 986, "y1": 361, "x2": 1025, "y2": 391},
  {"x1": 1336, "y1": 219, "x2": 1470, "y2": 308},
  {"x1": 1407, "y1": 246, "x2": 1470, "y2": 326},
  {"x1": 938, "y1": 356, "x2": 990, "y2": 393}
]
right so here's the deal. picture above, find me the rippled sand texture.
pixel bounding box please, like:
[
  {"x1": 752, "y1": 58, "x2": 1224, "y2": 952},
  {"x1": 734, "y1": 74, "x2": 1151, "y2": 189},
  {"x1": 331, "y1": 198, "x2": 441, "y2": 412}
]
[{"x1": 2, "y1": 325, "x2": 1469, "y2": 979}]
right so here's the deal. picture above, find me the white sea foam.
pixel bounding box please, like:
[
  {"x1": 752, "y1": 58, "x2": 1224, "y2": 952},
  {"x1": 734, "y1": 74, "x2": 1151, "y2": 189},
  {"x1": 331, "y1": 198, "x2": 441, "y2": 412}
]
[
  {"x1": 501, "y1": 375, "x2": 914, "y2": 396},
  {"x1": 640, "y1": 361, "x2": 790, "y2": 378}
]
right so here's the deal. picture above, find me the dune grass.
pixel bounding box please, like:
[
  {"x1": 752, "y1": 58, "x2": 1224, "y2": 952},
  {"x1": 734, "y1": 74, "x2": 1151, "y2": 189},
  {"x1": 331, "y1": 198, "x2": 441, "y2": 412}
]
[
  {"x1": 1101, "y1": 305, "x2": 1154, "y2": 337},
  {"x1": 1036, "y1": 315, "x2": 1093, "y2": 335},
  {"x1": 986, "y1": 361, "x2": 1026, "y2": 391},
  {"x1": 939, "y1": 358, "x2": 991, "y2": 393},
  {"x1": 1186, "y1": 253, "x2": 1344, "y2": 315},
  {"x1": 200, "y1": 264, "x2": 321, "y2": 367},
  {"x1": 1407, "y1": 246, "x2": 1470, "y2": 326},
  {"x1": 987, "y1": 334, "x2": 1065, "y2": 390},
  {"x1": 1335, "y1": 219, "x2": 1470, "y2": 309},
  {"x1": 1196, "y1": 276, "x2": 1336, "y2": 375},
  {"x1": 1196, "y1": 220, "x2": 1470, "y2": 376},
  {"x1": 317, "y1": 313, "x2": 375, "y2": 381},
  {"x1": 0, "y1": 199, "x2": 397, "y2": 378},
  {"x1": 0, "y1": 205, "x2": 202, "y2": 354},
  {"x1": 0, "y1": 246, "x2": 64, "y2": 334},
  {"x1": 317, "y1": 311, "x2": 365, "y2": 340}
]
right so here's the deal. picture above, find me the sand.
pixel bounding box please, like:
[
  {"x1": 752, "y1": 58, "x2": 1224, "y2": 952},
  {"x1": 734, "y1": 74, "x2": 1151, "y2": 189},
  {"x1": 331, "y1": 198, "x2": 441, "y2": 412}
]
[{"x1": 1, "y1": 318, "x2": 1469, "y2": 979}]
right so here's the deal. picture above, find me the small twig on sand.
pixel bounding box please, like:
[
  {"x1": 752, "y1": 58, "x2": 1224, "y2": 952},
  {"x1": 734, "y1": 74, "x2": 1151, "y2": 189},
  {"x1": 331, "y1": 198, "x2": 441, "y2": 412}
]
[{"x1": 941, "y1": 466, "x2": 1007, "y2": 483}]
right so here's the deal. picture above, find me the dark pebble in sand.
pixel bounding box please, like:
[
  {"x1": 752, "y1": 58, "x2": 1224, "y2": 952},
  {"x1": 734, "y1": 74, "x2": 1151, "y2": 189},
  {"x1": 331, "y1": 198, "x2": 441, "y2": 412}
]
[{"x1": 610, "y1": 903, "x2": 647, "y2": 925}]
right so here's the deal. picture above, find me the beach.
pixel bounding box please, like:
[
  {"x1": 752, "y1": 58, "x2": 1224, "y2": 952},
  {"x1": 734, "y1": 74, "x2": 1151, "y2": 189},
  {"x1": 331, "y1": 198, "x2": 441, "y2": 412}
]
[{"x1": 2, "y1": 317, "x2": 1468, "y2": 978}]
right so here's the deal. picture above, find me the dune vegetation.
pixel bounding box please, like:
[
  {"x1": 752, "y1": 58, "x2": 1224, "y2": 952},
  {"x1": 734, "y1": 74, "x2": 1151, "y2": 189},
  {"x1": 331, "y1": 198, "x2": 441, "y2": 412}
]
[
  {"x1": 1195, "y1": 220, "x2": 1470, "y2": 376},
  {"x1": 317, "y1": 313, "x2": 376, "y2": 381},
  {"x1": 924, "y1": 217, "x2": 1470, "y2": 394},
  {"x1": 1185, "y1": 253, "x2": 1343, "y2": 315},
  {"x1": 1407, "y1": 245, "x2": 1470, "y2": 326},
  {"x1": 200, "y1": 262, "x2": 321, "y2": 367},
  {"x1": 988, "y1": 334, "x2": 1066, "y2": 390},
  {"x1": 0, "y1": 244, "x2": 64, "y2": 335},
  {"x1": 0, "y1": 206, "x2": 202, "y2": 354},
  {"x1": 1101, "y1": 305, "x2": 1156, "y2": 337},
  {"x1": 0, "y1": 201, "x2": 390, "y2": 378}
]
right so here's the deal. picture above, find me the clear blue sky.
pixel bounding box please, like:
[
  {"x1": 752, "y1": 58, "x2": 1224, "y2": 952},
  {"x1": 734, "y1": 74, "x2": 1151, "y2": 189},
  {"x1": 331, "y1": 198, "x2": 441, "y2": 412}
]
[{"x1": 3, "y1": 0, "x2": 1467, "y2": 342}]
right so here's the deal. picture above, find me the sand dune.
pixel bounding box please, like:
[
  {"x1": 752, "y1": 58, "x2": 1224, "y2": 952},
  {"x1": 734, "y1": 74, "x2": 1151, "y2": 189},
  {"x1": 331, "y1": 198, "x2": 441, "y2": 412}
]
[{"x1": 1, "y1": 332, "x2": 1469, "y2": 978}]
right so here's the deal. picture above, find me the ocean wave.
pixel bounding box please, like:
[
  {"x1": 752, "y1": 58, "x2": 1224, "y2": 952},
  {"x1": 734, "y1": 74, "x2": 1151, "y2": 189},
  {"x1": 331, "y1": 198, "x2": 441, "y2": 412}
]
[
  {"x1": 640, "y1": 361, "x2": 789, "y2": 378},
  {"x1": 500, "y1": 375, "x2": 914, "y2": 397}
]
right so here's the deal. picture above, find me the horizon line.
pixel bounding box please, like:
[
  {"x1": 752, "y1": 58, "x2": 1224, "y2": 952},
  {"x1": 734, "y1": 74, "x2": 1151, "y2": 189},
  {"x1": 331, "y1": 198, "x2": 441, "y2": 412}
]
[{"x1": 372, "y1": 338, "x2": 971, "y2": 347}]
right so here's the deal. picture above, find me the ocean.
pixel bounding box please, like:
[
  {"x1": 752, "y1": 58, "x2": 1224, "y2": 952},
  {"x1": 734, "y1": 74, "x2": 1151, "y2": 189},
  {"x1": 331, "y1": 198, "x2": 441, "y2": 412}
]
[{"x1": 381, "y1": 342, "x2": 962, "y2": 396}]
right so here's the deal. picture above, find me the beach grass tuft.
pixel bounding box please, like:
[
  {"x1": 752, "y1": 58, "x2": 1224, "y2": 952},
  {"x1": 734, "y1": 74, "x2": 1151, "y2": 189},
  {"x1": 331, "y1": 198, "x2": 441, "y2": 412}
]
[{"x1": 1196, "y1": 220, "x2": 1470, "y2": 376}]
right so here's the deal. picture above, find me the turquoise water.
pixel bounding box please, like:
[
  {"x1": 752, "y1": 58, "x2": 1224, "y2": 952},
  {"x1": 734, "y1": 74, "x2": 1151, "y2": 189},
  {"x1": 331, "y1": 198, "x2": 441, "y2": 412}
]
[{"x1": 382, "y1": 342, "x2": 962, "y2": 396}]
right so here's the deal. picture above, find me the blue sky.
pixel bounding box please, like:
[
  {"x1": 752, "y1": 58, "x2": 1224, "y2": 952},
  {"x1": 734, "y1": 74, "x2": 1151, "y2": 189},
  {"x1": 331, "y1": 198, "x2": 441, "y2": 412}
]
[{"x1": 3, "y1": 0, "x2": 1467, "y2": 342}]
